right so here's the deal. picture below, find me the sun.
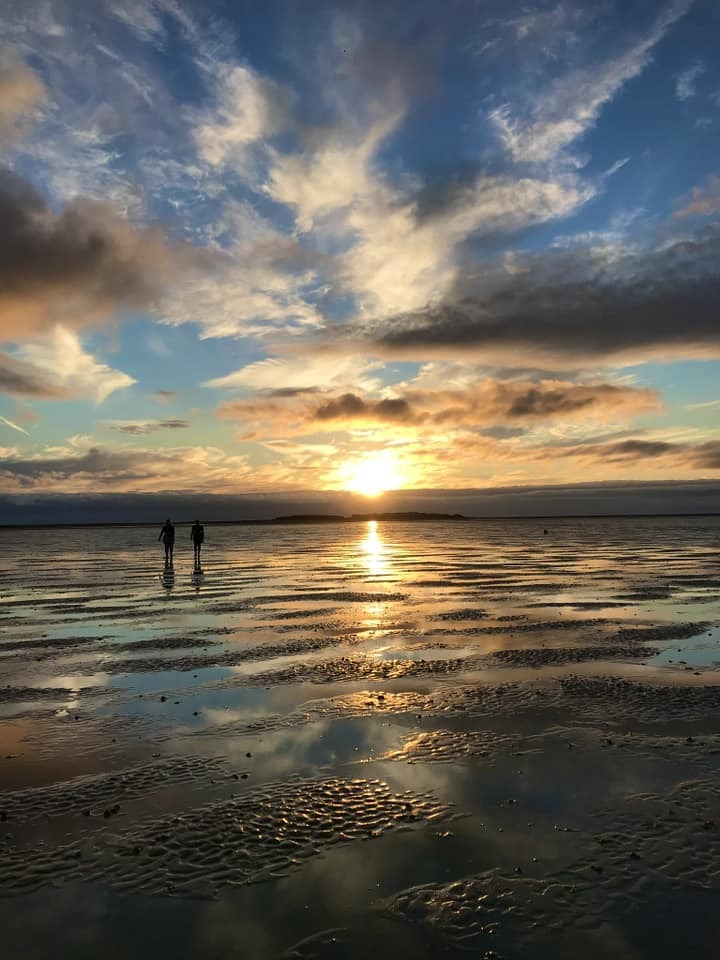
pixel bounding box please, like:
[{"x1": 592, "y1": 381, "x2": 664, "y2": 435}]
[{"x1": 341, "y1": 452, "x2": 403, "y2": 498}]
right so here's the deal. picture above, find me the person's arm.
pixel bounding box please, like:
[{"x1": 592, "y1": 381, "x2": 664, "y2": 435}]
[{"x1": 158, "y1": 527, "x2": 163, "y2": 541}]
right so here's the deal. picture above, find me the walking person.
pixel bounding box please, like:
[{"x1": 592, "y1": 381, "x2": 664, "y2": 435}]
[
  {"x1": 191, "y1": 520, "x2": 204, "y2": 571},
  {"x1": 158, "y1": 518, "x2": 175, "y2": 565}
]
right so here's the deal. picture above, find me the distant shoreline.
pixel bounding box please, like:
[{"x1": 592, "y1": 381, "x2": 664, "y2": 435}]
[{"x1": 1, "y1": 511, "x2": 719, "y2": 529}]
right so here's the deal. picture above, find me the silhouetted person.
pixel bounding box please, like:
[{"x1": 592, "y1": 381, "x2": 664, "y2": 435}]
[
  {"x1": 191, "y1": 520, "x2": 204, "y2": 569},
  {"x1": 158, "y1": 518, "x2": 175, "y2": 565}
]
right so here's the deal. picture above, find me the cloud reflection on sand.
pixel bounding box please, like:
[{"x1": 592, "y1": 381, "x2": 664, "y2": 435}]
[{"x1": 1, "y1": 518, "x2": 720, "y2": 958}]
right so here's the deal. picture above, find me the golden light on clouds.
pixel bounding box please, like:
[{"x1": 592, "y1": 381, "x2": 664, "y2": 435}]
[{"x1": 337, "y1": 450, "x2": 405, "y2": 497}]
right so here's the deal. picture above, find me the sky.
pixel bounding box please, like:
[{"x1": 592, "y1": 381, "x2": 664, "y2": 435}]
[{"x1": 1, "y1": 0, "x2": 719, "y2": 519}]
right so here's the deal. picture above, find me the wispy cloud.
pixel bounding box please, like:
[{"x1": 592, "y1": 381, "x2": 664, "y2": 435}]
[
  {"x1": 193, "y1": 64, "x2": 294, "y2": 177},
  {"x1": 0, "y1": 414, "x2": 31, "y2": 437},
  {"x1": 490, "y1": 2, "x2": 690, "y2": 164},
  {"x1": 675, "y1": 61, "x2": 705, "y2": 100},
  {"x1": 205, "y1": 352, "x2": 383, "y2": 394}
]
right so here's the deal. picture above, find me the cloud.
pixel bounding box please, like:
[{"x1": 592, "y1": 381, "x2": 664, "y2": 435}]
[
  {"x1": 0, "y1": 350, "x2": 71, "y2": 398},
  {"x1": 0, "y1": 58, "x2": 45, "y2": 143},
  {"x1": 490, "y1": 2, "x2": 689, "y2": 163},
  {"x1": 205, "y1": 352, "x2": 383, "y2": 393},
  {"x1": 159, "y1": 201, "x2": 324, "y2": 339},
  {"x1": 0, "y1": 5, "x2": 599, "y2": 348},
  {"x1": 675, "y1": 174, "x2": 720, "y2": 218},
  {"x1": 0, "y1": 414, "x2": 30, "y2": 437},
  {"x1": 262, "y1": 80, "x2": 589, "y2": 319},
  {"x1": 5, "y1": 327, "x2": 135, "y2": 403},
  {"x1": 339, "y1": 173, "x2": 590, "y2": 318},
  {"x1": 0, "y1": 436, "x2": 252, "y2": 494},
  {"x1": 557, "y1": 437, "x2": 720, "y2": 470},
  {"x1": 218, "y1": 378, "x2": 660, "y2": 438},
  {"x1": 193, "y1": 65, "x2": 294, "y2": 176},
  {"x1": 360, "y1": 225, "x2": 720, "y2": 366},
  {"x1": 106, "y1": 418, "x2": 190, "y2": 434},
  {"x1": 314, "y1": 393, "x2": 413, "y2": 423},
  {"x1": 110, "y1": 0, "x2": 176, "y2": 44},
  {"x1": 264, "y1": 110, "x2": 402, "y2": 233},
  {"x1": 0, "y1": 169, "x2": 214, "y2": 340},
  {"x1": 675, "y1": 61, "x2": 705, "y2": 100}
]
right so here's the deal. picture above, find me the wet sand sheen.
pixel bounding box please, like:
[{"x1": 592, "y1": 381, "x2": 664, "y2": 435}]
[{"x1": 1, "y1": 516, "x2": 719, "y2": 959}]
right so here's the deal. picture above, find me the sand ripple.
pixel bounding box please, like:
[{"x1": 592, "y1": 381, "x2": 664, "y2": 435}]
[{"x1": 0, "y1": 777, "x2": 450, "y2": 898}]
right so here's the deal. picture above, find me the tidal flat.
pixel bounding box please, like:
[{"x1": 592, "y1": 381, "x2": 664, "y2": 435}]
[{"x1": 1, "y1": 517, "x2": 719, "y2": 958}]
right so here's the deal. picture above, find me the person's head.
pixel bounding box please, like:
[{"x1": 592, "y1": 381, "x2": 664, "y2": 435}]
[
  {"x1": 194, "y1": 519, "x2": 199, "y2": 525},
  {"x1": 166, "y1": 518, "x2": 171, "y2": 523}
]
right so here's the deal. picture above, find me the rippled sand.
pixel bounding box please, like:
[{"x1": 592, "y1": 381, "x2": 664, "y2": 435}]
[{"x1": 1, "y1": 517, "x2": 719, "y2": 958}]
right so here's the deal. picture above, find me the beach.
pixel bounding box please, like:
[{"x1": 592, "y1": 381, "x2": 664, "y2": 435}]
[{"x1": 1, "y1": 516, "x2": 719, "y2": 958}]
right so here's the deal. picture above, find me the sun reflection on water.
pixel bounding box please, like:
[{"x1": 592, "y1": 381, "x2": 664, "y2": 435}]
[{"x1": 360, "y1": 520, "x2": 388, "y2": 578}]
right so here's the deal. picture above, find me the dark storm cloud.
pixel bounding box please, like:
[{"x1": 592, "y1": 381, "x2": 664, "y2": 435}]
[
  {"x1": 0, "y1": 351, "x2": 69, "y2": 398},
  {"x1": 364, "y1": 226, "x2": 720, "y2": 364},
  {"x1": 313, "y1": 392, "x2": 414, "y2": 422},
  {"x1": 0, "y1": 169, "x2": 216, "y2": 340},
  {"x1": 506, "y1": 387, "x2": 594, "y2": 417}
]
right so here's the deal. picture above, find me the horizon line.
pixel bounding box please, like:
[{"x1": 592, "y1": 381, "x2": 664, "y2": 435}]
[{"x1": 2, "y1": 510, "x2": 719, "y2": 529}]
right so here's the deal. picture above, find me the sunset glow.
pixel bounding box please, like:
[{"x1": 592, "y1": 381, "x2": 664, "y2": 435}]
[
  {"x1": 339, "y1": 453, "x2": 404, "y2": 498},
  {"x1": 0, "y1": 0, "x2": 718, "y2": 523}
]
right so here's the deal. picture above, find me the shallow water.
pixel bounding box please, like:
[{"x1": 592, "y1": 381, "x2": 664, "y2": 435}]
[{"x1": 1, "y1": 517, "x2": 720, "y2": 958}]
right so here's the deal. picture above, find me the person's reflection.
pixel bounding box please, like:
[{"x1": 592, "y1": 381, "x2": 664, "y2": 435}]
[
  {"x1": 360, "y1": 520, "x2": 388, "y2": 576},
  {"x1": 161, "y1": 562, "x2": 175, "y2": 592}
]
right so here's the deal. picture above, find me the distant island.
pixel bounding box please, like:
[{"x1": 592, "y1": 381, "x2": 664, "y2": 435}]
[{"x1": 268, "y1": 512, "x2": 469, "y2": 523}]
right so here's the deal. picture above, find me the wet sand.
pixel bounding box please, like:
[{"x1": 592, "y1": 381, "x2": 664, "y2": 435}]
[{"x1": 1, "y1": 516, "x2": 719, "y2": 958}]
